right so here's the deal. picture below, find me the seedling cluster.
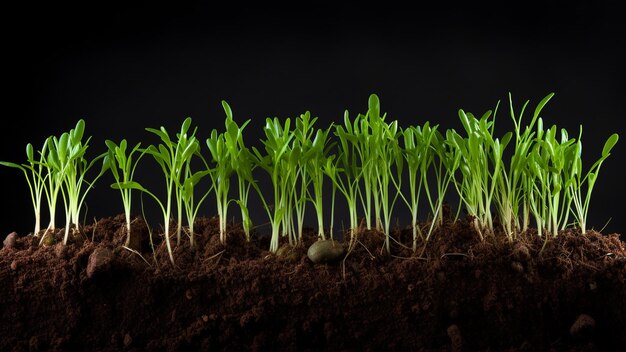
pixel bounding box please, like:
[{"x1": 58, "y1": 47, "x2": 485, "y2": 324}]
[{"x1": 2, "y1": 93, "x2": 618, "y2": 263}]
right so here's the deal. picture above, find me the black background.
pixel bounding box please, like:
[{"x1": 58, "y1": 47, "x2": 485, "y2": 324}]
[{"x1": 2, "y1": 1, "x2": 624, "y2": 237}]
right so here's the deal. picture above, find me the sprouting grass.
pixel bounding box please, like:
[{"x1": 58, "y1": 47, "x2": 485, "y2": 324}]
[
  {"x1": 117, "y1": 118, "x2": 201, "y2": 264},
  {"x1": 1, "y1": 142, "x2": 48, "y2": 236},
  {"x1": 398, "y1": 123, "x2": 437, "y2": 249},
  {"x1": 3, "y1": 121, "x2": 107, "y2": 244},
  {"x1": 104, "y1": 139, "x2": 143, "y2": 247},
  {"x1": 47, "y1": 120, "x2": 107, "y2": 244},
  {"x1": 569, "y1": 132, "x2": 618, "y2": 234},
  {"x1": 219, "y1": 101, "x2": 256, "y2": 241},
  {"x1": 252, "y1": 117, "x2": 295, "y2": 253},
  {"x1": 301, "y1": 117, "x2": 333, "y2": 240},
  {"x1": 326, "y1": 110, "x2": 365, "y2": 242},
  {"x1": 3, "y1": 93, "x2": 618, "y2": 258},
  {"x1": 450, "y1": 106, "x2": 510, "y2": 240}
]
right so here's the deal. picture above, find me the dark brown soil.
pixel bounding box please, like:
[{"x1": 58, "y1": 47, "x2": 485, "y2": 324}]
[{"x1": 1, "y1": 213, "x2": 625, "y2": 351}]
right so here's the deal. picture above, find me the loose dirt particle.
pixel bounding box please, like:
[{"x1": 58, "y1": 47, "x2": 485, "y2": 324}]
[
  {"x1": 3, "y1": 232, "x2": 17, "y2": 249},
  {"x1": 511, "y1": 261, "x2": 524, "y2": 273},
  {"x1": 123, "y1": 333, "x2": 133, "y2": 347},
  {"x1": 86, "y1": 247, "x2": 113, "y2": 278},
  {"x1": 28, "y1": 335, "x2": 40, "y2": 351},
  {"x1": 447, "y1": 324, "x2": 463, "y2": 352},
  {"x1": 570, "y1": 314, "x2": 596, "y2": 339},
  {"x1": 512, "y1": 242, "x2": 530, "y2": 261},
  {"x1": 54, "y1": 243, "x2": 66, "y2": 259}
]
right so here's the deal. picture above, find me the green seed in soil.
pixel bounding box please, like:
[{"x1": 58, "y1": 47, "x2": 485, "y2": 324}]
[
  {"x1": 275, "y1": 244, "x2": 299, "y2": 262},
  {"x1": 42, "y1": 233, "x2": 56, "y2": 246},
  {"x1": 307, "y1": 239, "x2": 345, "y2": 264}
]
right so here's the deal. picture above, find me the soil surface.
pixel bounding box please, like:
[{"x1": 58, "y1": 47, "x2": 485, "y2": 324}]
[{"x1": 1, "y1": 213, "x2": 625, "y2": 351}]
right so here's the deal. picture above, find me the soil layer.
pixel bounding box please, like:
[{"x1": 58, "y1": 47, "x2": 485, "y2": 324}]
[{"x1": 1, "y1": 214, "x2": 625, "y2": 351}]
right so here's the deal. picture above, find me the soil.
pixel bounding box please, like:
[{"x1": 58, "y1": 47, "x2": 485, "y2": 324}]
[{"x1": 1, "y1": 213, "x2": 625, "y2": 352}]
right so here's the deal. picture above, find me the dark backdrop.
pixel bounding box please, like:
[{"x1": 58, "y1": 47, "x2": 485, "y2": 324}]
[{"x1": 2, "y1": 1, "x2": 624, "y2": 237}]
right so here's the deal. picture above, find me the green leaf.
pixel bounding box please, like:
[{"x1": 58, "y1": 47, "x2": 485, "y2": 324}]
[
  {"x1": 183, "y1": 170, "x2": 211, "y2": 198},
  {"x1": 560, "y1": 128, "x2": 569, "y2": 144},
  {"x1": 105, "y1": 140, "x2": 117, "y2": 151},
  {"x1": 602, "y1": 133, "x2": 619, "y2": 157},
  {"x1": 458, "y1": 109, "x2": 471, "y2": 134},
  {"x1": 181, "y1": 117, "x2": 193, "y2": 135},
  {"x1": 0, "y1": 161, "x2": 25, "y2": 170},
  {"x1": 99, "y1": 155, "x2": 111, "y2": 174},
  {"x1": 146, "y1": 127, "x2": 172, "y2": 145},
  {"x1": 26, "y1": 144, "x2": 34, "y2": 162},
  {"x1": 181, "y1": 140, "x2": 199, "y2": 162},
  {"x1": 588, "y1": 172, "x2": 597, "y2": 188},
  {"x1": 533, "y1": 92, "x2": 555, "y2": 120},
  {"x1": 501, "y1": 132, "x2": 512, "y2": 150},
  {"x1": 368, "y1": 94, "x2": 380, "y2": 119},
  {"x1": 72, "y1": 119, "x2": 86, "y2": 144},
  {"x1": 107, "y1": 153, "x2": 120, "y2": 180},
  {"x1": 222, "y1": 100, "x2": 233, "y2": 120},
  {"x1": 113, "y1": 181, "x2": 148, "y2": 192}
]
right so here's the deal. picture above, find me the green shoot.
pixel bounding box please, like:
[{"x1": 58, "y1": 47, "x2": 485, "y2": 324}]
[
  {"x1": 1, "y1": 141, "x2": 49, "y2": 235},
  {"x1": 302, "y1": 119, "x2": 333, "y2": 240},
  {"x1": 495, "y1": 93, "x2": 552, "y2": 237},
  {"x1": 220, "y1": 101, "x2": 256, "y2": 240},
  {"x1": 181, "y1": 162, "x2": 211, "y2": 248},
  {"x1": 105, "y1": 139, "x2": 143, "y2": 246},
  {"x1": 118, "y1": 118, "x2": 200, "y2": 264},
  {"x1": 527, "y1": 122, "x2": 576, "y2": 239},
  {"x1": 207, "y1": 121, "x2": 234, "y2": 244},
  {"x1": 450, "y1": 107, "x2": 511, "y2": 240},
  {"x1": 423, "y1": 130, "x2": 460, "y2": 241},
  {"x1": 569, "y1": 132, "x2": 618, "y2": 234},
  {"x1": 291, "y1": 112, "x2": 319, "y2": 241},
  {"x1": 399, "y1": 123, "x2": 437, "y2": 249},
  {"x1": 45, "y1": 120, "x2": 107, "y2": 244},
  {"x1": 252, "y1": 117, "x2": 295, "y2": 253},
  {"x1": 325, "y1": 110, "x2": 364, "y2": 242}
]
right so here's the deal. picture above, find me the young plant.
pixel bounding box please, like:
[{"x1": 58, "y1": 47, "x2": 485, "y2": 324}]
[
  {"x1": 252, "y1": 117, "x2": 295, "y2": 253},
  {"x1": 355, "y1": 96, "x2": 383, "y2": 231},
  {"x1": 398, "y1": 123, "x2": 438, "y2": 249},
  {"x1": 118, "y1": 118, "x2": 200, "y2": 264},
  {"x1": 45, "y1": 120, "x2": 107, "y2": 244},
  {"x1": 326, "y1": 94, "x2": 389, "y2": 241},
  {"x1": 1, "y1": 141, "x2": 49, "y2": 236},
  {"x1": 104, "y1": 139, "x2": 143, "y2": 247},
  {"x1": 41, "y1": 136, "x2": 64, "y2": 238},
  {"x1": 423, "y1": 130, "x2": 460, "y2": 241},
  {"x1": 302, "y1": 120, "x2": 333, "y2": 240},
  {"x1": 373, "y1": 118, "x2": 403, "y2": 253},
  {"x1": 569, "y1": 132, "x2": 618, "y2": 234},
  {"x1": 526, "y1": 122, "x2": 577, "y2": 240},
  {"x1": 494, "y1": 93, "x2": 552, "y2": 238},
  {"x1": 360, "y1": 95, "x2": 403, "y2": 252},
  {"x1": 206, "y1": 121, "x2": 235, "y2": 244},
  {"x1": 181, "y1": 159, "x2": 211, "y2": 248},
  {"x1": 220, "y1": 101, "x2": 256, "y2": 240},
  {"x1": 291, "y1": 112, "x2": 320, "y2": 241},
  {"x1": 325, "y1": 110, "x2": 365, "y2": 241},
  {"x1": 450, "y1": 107, "x2": 511, "y2": 240}
]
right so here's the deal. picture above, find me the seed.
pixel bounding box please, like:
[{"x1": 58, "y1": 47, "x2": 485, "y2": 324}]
[{"x1": 307, "y1": 240, "x2": 345, "y2": 264}]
